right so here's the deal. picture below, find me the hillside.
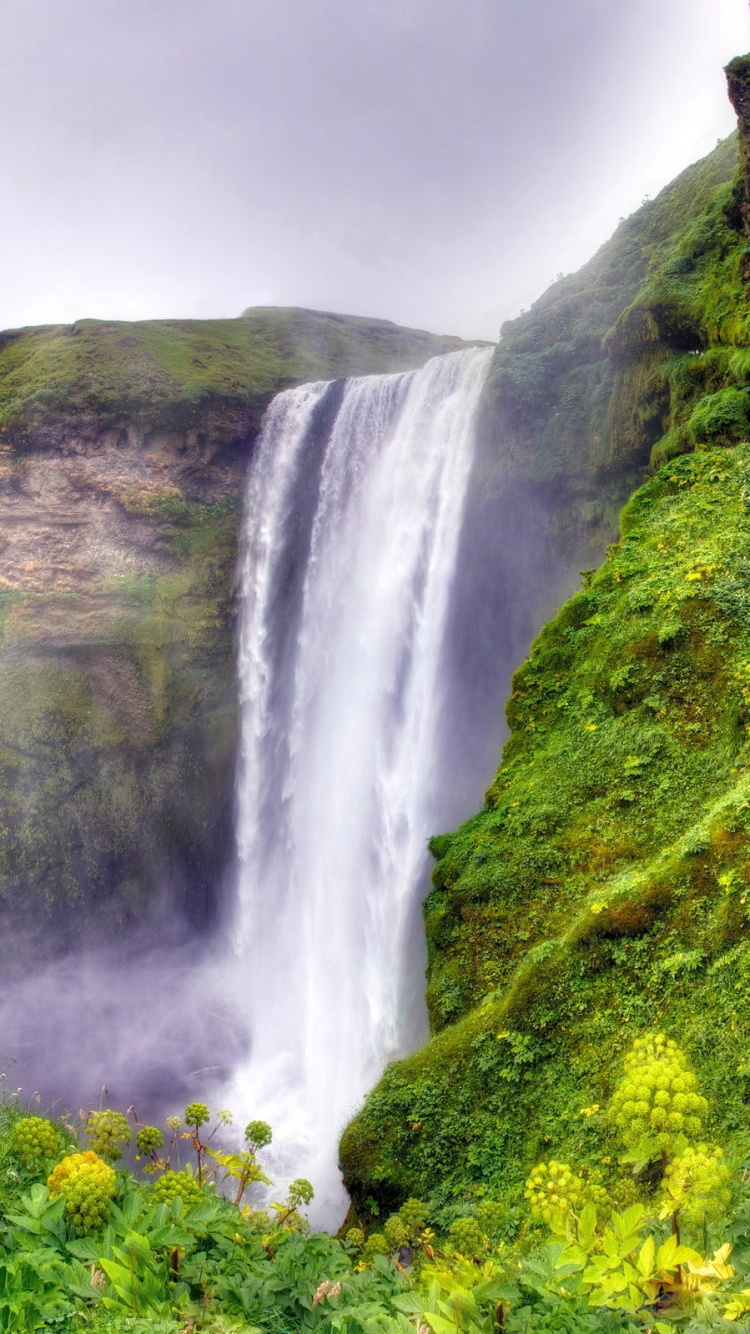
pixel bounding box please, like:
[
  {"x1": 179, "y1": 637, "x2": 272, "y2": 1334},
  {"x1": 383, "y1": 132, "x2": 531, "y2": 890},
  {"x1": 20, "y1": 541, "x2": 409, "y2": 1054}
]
[{"x1": 340, "y1": 89, "x2": 750, "y2": 1226}]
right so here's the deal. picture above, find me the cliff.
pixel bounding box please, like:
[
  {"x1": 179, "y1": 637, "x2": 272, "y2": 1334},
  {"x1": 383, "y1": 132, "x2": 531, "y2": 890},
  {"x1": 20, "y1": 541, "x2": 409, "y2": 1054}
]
[
  {"x1": 340, "y1": 73, "x2": 750, "y2": 1225},
  {"x1": 0, "y1": 308, "x2": 475, "y2": 961},
  {"x1": 3, "y1": 59, "x2": 750, "y2": 1235},
  {"x1": 443, "y1": 136, "x2": 740, "y2": 807}
]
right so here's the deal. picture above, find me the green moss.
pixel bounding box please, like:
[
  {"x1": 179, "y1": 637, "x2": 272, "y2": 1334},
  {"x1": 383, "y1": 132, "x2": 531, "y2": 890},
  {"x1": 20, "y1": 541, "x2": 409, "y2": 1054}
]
[
  {"x1": 482, "y1": 135, "x2": 739, "y2": 491},
  {"x1": 0, "y1": 308, "x2": 479, "y2": 437},
  {"x1": 601, "y1": 157, "x2": 750, "y2": 470},
  {"x1": 0, "y1": 497, "x2": 241, "y2": 936},
  {"x1": 341, "y1": 442, "x2": 750, "y2": 1225},
  {"x1": 686, "y1": 387, "x2": 750, "y2": 447}
]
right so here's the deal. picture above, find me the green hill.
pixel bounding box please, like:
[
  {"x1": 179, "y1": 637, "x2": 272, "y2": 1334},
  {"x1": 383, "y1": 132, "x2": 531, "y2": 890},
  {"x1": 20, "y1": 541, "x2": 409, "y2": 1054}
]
[{"x1": 340, "y1": 95, "x2": 750, "y2": 1229}]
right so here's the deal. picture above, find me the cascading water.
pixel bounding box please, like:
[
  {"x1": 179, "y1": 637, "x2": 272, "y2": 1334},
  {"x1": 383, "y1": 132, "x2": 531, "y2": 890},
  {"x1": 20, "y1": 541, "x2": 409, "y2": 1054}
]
[{"x1": 231, "y1": 346, "x2": 493, "y2": 1226}]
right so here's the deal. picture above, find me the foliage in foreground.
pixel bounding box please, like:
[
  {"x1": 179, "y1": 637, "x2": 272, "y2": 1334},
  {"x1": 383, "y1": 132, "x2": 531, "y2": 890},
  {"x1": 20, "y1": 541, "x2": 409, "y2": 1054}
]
[{"x1": 0, "y1": 1035, "x2": 749, "y2": 1332}]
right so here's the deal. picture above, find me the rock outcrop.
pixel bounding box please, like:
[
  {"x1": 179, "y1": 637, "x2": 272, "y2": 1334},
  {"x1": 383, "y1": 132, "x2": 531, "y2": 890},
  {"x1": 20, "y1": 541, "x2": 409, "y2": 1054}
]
[
  {"x1": 725, "y1": 54, "x2": 750, "y2": 235},
  {"x1": 0, "y1": 309, "x2": 476, "y2": 961}
]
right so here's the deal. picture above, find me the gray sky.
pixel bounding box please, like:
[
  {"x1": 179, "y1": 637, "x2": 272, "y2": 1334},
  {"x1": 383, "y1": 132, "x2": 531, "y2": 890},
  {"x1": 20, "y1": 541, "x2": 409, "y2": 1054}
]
[{"x1": 1, "y1": 0, "x2": 748, "y2": 340}]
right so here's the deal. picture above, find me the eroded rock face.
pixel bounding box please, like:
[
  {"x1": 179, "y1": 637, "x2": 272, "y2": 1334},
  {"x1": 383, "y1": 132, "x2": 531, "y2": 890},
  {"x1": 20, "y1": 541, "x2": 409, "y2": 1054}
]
[
  {"x1": 0, "y1": 416, "x2": 245, "y2": 962},
  {"x1": 0, "y1": 420, "x2": 238, "y2": 598},
  {"x1": 0, "y1": 309, "x2": 478, "y2": 963},
  {"x1": 726, "y1": 54, "x2": 750, "y2": 234}
]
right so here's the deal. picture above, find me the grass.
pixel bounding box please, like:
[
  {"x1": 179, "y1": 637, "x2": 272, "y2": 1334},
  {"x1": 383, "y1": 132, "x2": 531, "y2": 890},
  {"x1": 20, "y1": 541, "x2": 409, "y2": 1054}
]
[{"x1": 0, "y1": 308, "x2": 478, "y2": 436}]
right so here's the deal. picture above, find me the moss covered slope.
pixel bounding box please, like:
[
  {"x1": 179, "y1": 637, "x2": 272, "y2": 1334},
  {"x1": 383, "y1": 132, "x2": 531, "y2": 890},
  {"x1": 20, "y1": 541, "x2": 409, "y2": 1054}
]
[
  {"x1": 340, "y1": 92, "x2": 750, "y2": 1227},
  {"x1": 0, "y1": 307, "x2": 475, "y2": 440},
  {"x1": 341, "y1": 440, "x2": 750, "y2": 1229}
]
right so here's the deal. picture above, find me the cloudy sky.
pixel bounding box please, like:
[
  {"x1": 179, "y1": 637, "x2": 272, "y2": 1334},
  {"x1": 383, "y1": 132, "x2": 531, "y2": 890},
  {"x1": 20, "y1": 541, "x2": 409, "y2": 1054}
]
[{"x1": 1, "y1": 0, "x2": 748, "y2": 339}]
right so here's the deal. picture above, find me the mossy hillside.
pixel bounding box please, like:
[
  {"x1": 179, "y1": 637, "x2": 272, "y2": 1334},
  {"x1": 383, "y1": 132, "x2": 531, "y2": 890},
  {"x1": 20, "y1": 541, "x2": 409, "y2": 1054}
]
[
  {"x1": 482, "y1": 135, "x2": 739, "y2": 492},
  {"x1": 340, "y1": 441, "x2": 750, "y2": 1225},
  {"x1": 0, "y1": 307, "x2": 477, "y2": 439},
  {"x1": 0, "y1": 494, "x2": 240, "y2": 944},
  {"x1": 602, "y1": 137, "x2": 750, "y2": 472},
  {"x1": 458, "y1": 138, "x2": 742, "y2": 698}
]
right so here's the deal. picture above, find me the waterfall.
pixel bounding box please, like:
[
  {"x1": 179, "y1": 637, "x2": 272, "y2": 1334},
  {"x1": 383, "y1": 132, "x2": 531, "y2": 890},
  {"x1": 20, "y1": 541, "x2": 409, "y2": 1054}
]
[{"x1": 231, "y1": 346, "x2": 493, "y2": 1226}]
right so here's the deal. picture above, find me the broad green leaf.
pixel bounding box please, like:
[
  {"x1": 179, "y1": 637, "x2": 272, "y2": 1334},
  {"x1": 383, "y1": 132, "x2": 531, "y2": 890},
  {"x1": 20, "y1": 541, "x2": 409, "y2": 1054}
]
[
  {"x1": 637, "y1": 1234, "x2": 655, "y2": 1279},
  {"x1": 578, "y1": 1203, "x2": 597, "y2": 1249},
  {"x1": 423, "y1": 1313, "x2": 460, "y2": 1334}
]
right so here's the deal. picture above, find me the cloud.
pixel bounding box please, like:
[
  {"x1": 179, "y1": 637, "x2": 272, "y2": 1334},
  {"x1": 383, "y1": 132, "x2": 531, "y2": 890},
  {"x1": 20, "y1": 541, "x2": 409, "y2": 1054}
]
[{"x1": 0, "y1": 0, "x2": 747, "y2": 337}]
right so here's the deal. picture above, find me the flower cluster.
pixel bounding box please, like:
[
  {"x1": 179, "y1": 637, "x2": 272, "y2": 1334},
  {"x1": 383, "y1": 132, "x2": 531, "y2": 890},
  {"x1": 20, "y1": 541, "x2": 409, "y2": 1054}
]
[
  {"x1": 184, "y1": 1103, "x2": 210, "y2": 1131},
  {"x1": 86, "y1": 1110, "x2": 132, "y2": 1163},
  {"x1": 47, "y1": 1152, "x2": 115, "y2": 1235},
  {"x1": 475, "y1": 1199, "x2": 508, "y2": 1240},
  {"x1": 151, "y1": 1170, "x2": 204, "y2": 1210},
  {"x1": 448, "y1": 1216, "x2": 485, "y2": 1259},
  {"x1": 608, "y1": 1032, "x2": 708, "y2": 1148},
  {"x1": 361, "y1": 1231, "x2": 389, "y2": 1263},
  {"x1": 397, "y1": 1198, "x2": 428, "y2": 1236},
  {"x1": 244, "y1": 1120, "x2": 272, "y2": 1151},
  {"x1": 9, "y1": 1115, "x2": 59, "y2": 1169},
  {"x1": 383, "y1": 1214, "x2": 410, "y2": 1249},
  {"x1": 525, "y1": 1160, "x2": 585, "y2": 1227},
  {"x1": 135, "y1": 1125, "x2": 164, "y2": 1157},
  {"x1": 661, "y1": 1144, "x2": 731, "y2": 1226}
]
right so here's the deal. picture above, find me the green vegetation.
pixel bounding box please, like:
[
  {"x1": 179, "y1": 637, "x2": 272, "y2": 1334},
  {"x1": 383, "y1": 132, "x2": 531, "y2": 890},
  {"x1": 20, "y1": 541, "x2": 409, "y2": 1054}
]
[
  {"x1": 341, "y1": 95, "x2": 750, "y2": 1235},
  {"x1": 3, "y1": 54, "x2": 750, "y2": 1334},
  {"x1": 3, "y1": 1039, "x2": 750, "y2": 1330},
  {"x1": 0, "y1": 493, "x2": 241, "y2": 934},
  {"x1": 0, "y1": 307, "x2": 476, "y2": 438},
  {"x1": 341, "y1": 433, "x2": 750, "y2": 1223}
]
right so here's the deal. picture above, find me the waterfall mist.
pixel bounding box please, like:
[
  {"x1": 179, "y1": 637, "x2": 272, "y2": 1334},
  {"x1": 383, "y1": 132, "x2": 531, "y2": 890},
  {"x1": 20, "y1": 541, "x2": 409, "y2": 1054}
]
[{"x1": 230, "y1": 347, "x2": 493, "y2": 1225}]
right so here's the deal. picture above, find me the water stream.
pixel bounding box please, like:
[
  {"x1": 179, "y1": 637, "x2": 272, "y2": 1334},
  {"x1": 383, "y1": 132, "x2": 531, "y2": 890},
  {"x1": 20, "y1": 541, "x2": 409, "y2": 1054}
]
[{"x1": 231, "y1": 346, "x2": 493, "y2": 1226}]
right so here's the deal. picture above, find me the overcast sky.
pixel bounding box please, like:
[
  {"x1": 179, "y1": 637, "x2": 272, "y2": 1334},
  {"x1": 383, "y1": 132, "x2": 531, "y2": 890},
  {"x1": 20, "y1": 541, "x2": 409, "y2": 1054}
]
[{"x1": 1, "y1": 0, "x2": 748, "y2": 340}]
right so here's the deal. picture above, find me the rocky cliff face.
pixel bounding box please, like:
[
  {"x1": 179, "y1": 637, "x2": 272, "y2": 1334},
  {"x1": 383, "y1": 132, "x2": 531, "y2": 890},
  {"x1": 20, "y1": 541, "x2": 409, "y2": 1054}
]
[{"x1": 0, "y1": 309, "x2": 475, "y2": 961}]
